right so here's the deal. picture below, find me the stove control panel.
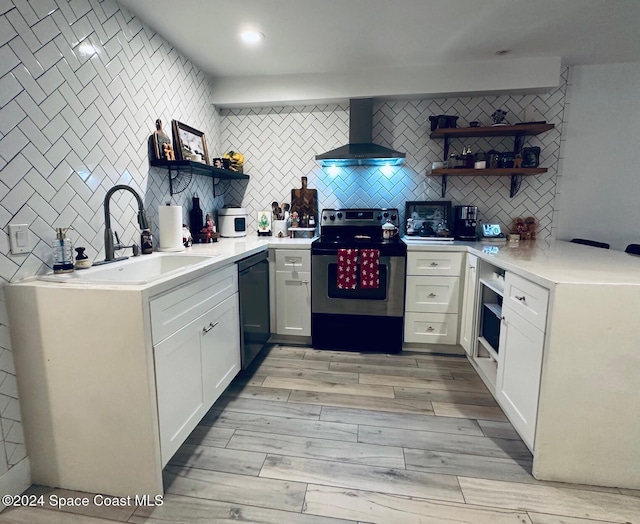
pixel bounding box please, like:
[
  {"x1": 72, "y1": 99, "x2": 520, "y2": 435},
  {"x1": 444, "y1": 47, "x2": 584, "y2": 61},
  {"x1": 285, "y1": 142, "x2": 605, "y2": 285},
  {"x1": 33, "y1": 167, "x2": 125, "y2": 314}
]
[{"x1": 321, "y1": 208, "x2": 399, "y2": 227}]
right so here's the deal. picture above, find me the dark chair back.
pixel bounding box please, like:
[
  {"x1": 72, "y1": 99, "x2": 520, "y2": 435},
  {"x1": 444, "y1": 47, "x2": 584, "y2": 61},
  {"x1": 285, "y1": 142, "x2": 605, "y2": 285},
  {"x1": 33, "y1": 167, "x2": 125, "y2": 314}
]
[
  {"x1": 570, "y1": 238, "x2": 610, "y2": 249},
  {"x1": 625, "y1": 244, "x2": 640, "y2": 256}
]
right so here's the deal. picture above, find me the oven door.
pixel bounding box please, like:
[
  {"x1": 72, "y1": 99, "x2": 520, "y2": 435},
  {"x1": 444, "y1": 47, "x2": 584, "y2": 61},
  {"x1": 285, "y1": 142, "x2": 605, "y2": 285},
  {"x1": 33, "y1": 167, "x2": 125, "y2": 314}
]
[{"x1": 312, "y1": 253, "x2": 405, "y2": 317}]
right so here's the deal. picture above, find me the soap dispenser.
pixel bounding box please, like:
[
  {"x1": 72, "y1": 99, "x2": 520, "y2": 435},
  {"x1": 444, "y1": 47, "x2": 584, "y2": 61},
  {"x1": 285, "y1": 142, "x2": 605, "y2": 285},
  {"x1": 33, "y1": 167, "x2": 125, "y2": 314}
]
[{"x1": 52, "y1": 227, "x2": 74, "y2": 273}]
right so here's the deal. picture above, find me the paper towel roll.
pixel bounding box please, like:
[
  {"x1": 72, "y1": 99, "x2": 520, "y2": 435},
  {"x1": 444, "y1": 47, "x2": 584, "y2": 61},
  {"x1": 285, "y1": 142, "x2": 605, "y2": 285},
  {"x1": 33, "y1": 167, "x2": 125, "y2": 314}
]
[{"x1": 158, "y1": 205, "x2": 184, "y2": 252}]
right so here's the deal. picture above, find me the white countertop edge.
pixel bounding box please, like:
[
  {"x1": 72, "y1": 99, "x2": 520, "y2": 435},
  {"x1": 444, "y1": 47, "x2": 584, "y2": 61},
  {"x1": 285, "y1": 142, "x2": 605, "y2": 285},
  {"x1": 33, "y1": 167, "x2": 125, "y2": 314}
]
[{"x1": 403, "y1": 237, "x2": 640, "y2": 287}]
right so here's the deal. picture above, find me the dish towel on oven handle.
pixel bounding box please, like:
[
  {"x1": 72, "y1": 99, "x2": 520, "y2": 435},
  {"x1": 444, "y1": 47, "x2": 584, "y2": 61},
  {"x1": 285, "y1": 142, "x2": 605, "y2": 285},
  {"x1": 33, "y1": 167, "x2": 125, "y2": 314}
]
[
  {"x1": 337, "y1": 248, "x2": 358, "y2": 290},
  {"x1": 360, "y1": 248, "x2": 380, "y2": 289}
]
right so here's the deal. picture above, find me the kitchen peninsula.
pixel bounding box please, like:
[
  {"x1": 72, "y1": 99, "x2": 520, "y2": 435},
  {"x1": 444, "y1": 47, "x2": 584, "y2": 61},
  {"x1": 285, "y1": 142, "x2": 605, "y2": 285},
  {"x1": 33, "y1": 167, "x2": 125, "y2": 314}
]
[{"x1": 404, "y1": 238, "x2": 640, "y2": 489}]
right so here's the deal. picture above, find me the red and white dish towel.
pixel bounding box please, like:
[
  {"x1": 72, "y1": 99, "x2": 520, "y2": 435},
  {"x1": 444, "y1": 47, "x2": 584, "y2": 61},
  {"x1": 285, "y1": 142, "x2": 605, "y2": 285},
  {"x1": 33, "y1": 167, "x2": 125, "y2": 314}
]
[
  {"x1": 360, "y1": 248, "x2": 380, "y2": 289},
  {"x1": 337, "y1": 248, "x2": 380, "y2": 290},
  {"x1": 337, "y1": 248, "x2": 358, "y2": 290}
]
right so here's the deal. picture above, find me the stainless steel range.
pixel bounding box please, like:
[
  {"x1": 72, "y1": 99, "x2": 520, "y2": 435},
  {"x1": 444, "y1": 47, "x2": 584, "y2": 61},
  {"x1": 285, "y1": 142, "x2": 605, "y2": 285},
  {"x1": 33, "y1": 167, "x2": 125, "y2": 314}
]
[{"x1": 311, "y1": 208, "x2": 407, "y2": 353}]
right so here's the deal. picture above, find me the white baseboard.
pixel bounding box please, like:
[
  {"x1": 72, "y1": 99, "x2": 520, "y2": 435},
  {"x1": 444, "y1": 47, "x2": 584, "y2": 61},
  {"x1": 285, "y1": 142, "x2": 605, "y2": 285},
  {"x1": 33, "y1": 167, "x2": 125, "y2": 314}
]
[{"x1": 0, "y1": 458, "x2": 31, "y2": 513}]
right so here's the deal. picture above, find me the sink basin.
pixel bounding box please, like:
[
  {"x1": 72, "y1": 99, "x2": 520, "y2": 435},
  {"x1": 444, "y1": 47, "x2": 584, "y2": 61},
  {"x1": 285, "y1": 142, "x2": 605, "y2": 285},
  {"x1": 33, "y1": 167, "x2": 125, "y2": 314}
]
[{"x1": 38, "y1": 254, "x2": 221, "y2": 285}]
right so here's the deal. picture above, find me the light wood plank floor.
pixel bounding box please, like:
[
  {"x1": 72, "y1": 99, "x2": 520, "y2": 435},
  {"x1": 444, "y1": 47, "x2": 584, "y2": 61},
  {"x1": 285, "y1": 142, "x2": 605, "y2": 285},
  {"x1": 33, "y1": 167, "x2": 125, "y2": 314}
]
[{"x1": 2, "y1": 344, "x2": 638, "y2": 523}]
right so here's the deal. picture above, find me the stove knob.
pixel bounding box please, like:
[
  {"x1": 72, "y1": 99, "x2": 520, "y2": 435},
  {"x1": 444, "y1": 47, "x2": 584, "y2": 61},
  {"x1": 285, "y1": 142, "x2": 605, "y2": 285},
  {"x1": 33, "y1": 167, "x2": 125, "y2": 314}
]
[
  {"x1": 329, "y1": 214, "x2": 335, "y2": 221},
  {"x1": 377, "y1": 214, "x2": 383, "y2": 221},
  {"x1": 391, "y1": 214, "x2": 397, "y2": 221},
  {"x1": 337, "y1": 212, "x2": 343, "y2": 219},
  {"x1": 383, "y1": 212, "x2": 389, "y2": 218},
  {"x1": 322, "y1": 215, "x2": 327, "y2": 220}
]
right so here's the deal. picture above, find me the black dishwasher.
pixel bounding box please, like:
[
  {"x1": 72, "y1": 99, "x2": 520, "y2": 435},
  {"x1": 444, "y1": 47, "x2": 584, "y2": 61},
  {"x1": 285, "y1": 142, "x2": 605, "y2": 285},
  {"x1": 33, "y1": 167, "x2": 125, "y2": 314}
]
[{"x1": 238, "y1": 251, "x2": 270, "y2": 369}]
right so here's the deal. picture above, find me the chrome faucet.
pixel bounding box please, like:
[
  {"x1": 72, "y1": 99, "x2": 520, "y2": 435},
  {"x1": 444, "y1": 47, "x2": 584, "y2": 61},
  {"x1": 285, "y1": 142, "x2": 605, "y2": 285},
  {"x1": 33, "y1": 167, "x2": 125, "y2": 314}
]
[{"x1": 100, "y1": 185, "x2": 149, "y2": 263}]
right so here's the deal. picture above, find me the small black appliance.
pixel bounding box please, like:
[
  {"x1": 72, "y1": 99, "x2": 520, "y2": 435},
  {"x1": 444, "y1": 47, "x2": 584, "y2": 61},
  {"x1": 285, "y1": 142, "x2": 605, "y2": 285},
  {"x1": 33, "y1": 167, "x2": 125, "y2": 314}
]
[{"x1": 453, "y1": 205, "x2": 478, "y2": 240}]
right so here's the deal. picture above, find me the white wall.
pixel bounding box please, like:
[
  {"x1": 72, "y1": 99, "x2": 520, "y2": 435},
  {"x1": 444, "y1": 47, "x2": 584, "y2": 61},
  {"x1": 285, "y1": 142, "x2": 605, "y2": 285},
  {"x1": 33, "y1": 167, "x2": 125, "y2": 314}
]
[{"x1": 556, "y1": 62, "x2": 640, "y2": 251}]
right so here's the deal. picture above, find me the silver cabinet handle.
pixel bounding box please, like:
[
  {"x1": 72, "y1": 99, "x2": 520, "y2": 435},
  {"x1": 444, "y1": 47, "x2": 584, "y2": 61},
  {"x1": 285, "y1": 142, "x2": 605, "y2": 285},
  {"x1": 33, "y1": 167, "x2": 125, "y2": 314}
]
[
  {"x1": 515, "y1": 295, "x2": 526, "y2": 302},
  {"x1": 428, "y1": 293, "x2": 436, "y2": 298},
  {"x1": 203, "y1": 321, "x2": 218, "y2": 334},
  {"x1": 426, "y1": 326, "x2": 434, "y2": 332},
  {"x1": 302, "y1": 280, "x2": 309, "y2": 284},
  {"x1": 430, "y1": 262, "x2": 438, "y2": 267}
]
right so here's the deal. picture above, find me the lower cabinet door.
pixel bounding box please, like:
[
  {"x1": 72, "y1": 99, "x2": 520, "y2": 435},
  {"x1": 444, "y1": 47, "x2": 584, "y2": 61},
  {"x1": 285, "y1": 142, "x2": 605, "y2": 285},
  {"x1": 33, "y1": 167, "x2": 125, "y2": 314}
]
[
  {"x1": 404, "y1": 312, "x2": 458, "y2": 345},
  {"x1": 276, "y1": 271, "x2": 311, "y2": 336},
  {"x1": 154, "y1": 320, "x2": 205, "y2": 467},
  {"x1": 201, "y1": 293, "x2": 241, "y2": 406},
  {"x1": 155, "y1": 293, "x2": 241, "y2": 467},
  {"x1": 460, "y1": 254, "x2": 478, "y2": 356},
  {"x1": 496, "y1": 309, "x2": 544, "y2": 450}
]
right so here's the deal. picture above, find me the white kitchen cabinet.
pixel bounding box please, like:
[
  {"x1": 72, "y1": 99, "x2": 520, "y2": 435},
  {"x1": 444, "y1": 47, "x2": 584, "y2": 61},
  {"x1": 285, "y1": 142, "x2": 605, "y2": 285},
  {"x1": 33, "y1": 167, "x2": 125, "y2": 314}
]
[
  {"x1": 495, "y1": 304, "x2": 544, "y2": 450},
  {"x1": 459, "y1": 253, "x2": 478, "y2": 355},
  {"x1": 5, "y1": 261, "x2": 240, "y2": 497},
  {"x1": 275, "y1": 249, "x2": 311, "y2": 336},
  {"x1": 493, "y1": 270, "x2": 548, "y2": 451},
  {"x1": 155, "y1": 292, "x2": 240, "y2": 466},
  {"x1": 404, "y1": 251, "x2": 462, "y2": 345}
]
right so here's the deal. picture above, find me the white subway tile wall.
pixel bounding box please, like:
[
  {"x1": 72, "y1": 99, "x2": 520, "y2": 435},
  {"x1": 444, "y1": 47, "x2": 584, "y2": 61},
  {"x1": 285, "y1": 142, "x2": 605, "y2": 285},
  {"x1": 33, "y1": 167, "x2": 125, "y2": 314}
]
[
  {"x1": 0, "y1": 0, "x2": 224, "y2": 491},
  {"x1": 220, "y1": 70, "x2": 567, "y2": 235}
]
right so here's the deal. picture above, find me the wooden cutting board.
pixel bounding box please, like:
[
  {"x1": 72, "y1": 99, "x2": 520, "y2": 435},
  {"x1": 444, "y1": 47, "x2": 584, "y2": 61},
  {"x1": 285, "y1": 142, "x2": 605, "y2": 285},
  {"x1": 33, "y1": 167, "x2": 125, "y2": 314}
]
[{"x1": 290, "y1": 176, "x2": 318, "y2": 227}]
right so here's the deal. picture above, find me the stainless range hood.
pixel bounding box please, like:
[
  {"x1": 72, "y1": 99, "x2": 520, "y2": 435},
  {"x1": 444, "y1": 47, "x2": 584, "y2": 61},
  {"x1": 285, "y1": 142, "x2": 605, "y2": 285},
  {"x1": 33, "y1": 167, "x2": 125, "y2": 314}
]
[{"x1": 315, "y1": 98, "x2": 406, "y2": 167}]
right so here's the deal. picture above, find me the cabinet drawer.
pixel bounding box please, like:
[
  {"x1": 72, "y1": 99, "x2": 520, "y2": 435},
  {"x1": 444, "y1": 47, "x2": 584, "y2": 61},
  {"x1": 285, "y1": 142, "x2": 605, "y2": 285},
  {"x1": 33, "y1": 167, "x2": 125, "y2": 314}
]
[
  {"x1": 275, "y1": 249, "x2": 310, "y2": 272},
  {"x1": 504, "y1": 273, "x2": 549, "y2": 331},
  {"x1": 405, "y1": 276, "x2": 460, "y2": 313},
  {"x1": 407, "y1": 252, "x2": 463, "y2": 276},
  {"x1": 404, "y1": 312, "x2": 458, "y2": 345},
  {"x1": 150, "y1": 265, "x2": 238, "y2": 344}
]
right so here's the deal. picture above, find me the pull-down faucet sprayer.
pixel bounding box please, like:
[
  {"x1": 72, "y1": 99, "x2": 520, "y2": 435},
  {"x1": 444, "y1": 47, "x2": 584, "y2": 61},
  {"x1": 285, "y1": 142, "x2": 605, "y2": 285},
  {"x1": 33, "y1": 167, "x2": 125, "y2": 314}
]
[{"x1": 100, "y1": 185, "x2": 149, "y2": 263}]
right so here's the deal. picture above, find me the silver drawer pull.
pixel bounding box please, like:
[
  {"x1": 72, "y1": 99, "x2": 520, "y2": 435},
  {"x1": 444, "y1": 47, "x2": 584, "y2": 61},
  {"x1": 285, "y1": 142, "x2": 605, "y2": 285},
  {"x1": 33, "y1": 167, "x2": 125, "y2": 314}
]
[
  {"x1": 430, "y1": 262, "x2": 439, "y2": 267},
  {"x1": 302, "y1": 280, "x2": 309, "y2": 284},
  {"x1": 426, "y1": 326, "x2": 434, "y2": 332},
  {"x1": 428, "y1": 293, "x2": 436, "y2": 298},
  {"x1": 203, "y1": 321, "x2": 218, "y2": 334},
  {"x1": 515, "y1": 295, "x2": 526, "y2": 302}
]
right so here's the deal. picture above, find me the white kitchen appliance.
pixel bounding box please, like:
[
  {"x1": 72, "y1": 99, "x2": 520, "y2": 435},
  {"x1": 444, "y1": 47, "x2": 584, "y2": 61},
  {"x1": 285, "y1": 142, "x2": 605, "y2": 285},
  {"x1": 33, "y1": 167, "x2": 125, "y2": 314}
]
[{"x1": 218, "y1": 207, "x2": 247, "y2": 237}]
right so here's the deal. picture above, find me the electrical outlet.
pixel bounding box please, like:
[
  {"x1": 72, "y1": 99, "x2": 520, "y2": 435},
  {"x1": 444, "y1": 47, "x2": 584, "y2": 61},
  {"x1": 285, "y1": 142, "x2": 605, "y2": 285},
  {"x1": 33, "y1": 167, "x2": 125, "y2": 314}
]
[{"x1": 8, "y1": 224, "x2": 30, "y2": 254}]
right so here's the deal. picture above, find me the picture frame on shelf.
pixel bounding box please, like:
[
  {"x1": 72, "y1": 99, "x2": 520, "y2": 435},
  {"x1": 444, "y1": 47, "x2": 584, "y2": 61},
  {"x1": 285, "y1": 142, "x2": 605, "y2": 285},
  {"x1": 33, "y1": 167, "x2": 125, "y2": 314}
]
[{"x1": 171, "y1": 120, "x2": 210, "y2": 165}]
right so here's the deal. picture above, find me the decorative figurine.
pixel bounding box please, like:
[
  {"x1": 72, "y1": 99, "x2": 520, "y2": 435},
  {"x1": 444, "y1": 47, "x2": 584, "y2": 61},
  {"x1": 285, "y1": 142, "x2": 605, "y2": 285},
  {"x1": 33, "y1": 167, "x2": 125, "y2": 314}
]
[
  {"x1": 151, "y1": 119, "x2": 175, "y2": 160},
  {"x1": 490, "y1": 109, "x2": 508, "y2": 126},
  {"x1": 514, "y1": 153, "x2": 523, "y2": 169}
]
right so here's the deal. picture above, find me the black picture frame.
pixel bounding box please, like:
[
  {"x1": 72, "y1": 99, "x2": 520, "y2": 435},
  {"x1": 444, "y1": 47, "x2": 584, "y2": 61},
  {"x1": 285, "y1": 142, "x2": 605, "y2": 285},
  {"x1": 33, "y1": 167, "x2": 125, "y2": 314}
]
[
  {"x1": 405, "y1": 200, "x2": 452, "y2": 237},
  {"x1": 521, "y1": 146, "x2": 540, "y2": 168},
  {"x1": 171, "y1": 120, "x2": 210, "y2": 165}
]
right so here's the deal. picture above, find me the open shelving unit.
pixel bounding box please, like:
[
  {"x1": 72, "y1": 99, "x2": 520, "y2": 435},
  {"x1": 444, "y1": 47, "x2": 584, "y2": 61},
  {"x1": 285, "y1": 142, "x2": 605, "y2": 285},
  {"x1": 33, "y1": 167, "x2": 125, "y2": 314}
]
[
  {"x1": 150, "y1": 159, "x2": 250, "y2": 196},
  {"x1": 429, "y1": 123, "x2": 555, "y2": 198},
  {"x1": 471, "y1": 262, "x2": 507, "y2": 392}
]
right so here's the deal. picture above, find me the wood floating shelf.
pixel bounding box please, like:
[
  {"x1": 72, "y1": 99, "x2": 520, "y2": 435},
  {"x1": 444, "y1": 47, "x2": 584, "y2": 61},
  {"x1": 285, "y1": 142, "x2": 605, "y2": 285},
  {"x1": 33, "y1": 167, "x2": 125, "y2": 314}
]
[
  {"x1": 150, "y1": 159, "x2": 249, "y2": 180},
  {"x1": 150, "y1": 159, "x2": 249, "y2": 196},
  {"x1": 432, "y1": 168, "x2": 548, "y2": 176},
  {"x1": 430, "y1": 123, "x2": 555, "y2": 139},
  {"x1": 429, "y1": 123, "x2": 555, "y2": 198}
]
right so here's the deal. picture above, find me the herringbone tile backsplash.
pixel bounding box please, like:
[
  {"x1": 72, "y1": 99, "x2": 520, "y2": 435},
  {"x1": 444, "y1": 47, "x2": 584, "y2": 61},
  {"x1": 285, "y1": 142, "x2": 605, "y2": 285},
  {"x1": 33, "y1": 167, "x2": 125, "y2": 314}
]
[{"x1": 221, "y1": 71, "x2": 567, "y2": 235}]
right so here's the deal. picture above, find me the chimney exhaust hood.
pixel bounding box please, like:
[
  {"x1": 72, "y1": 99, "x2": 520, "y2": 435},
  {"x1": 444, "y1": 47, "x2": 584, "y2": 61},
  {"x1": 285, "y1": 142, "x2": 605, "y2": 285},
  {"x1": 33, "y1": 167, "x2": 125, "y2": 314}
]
[{"x1": 315, "y1": 98, "x2": 405, "y2": 167}]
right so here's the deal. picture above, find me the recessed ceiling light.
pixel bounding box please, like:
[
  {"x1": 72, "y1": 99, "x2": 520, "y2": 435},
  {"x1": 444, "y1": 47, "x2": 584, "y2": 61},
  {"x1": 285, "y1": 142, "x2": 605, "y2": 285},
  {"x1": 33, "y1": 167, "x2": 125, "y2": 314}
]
[
  {"x1": 240, "y1": 30, "x2": 265, "y2": 45},
  {"x1": 495, "y1": 49, "x2": 511, "y2": 56}
]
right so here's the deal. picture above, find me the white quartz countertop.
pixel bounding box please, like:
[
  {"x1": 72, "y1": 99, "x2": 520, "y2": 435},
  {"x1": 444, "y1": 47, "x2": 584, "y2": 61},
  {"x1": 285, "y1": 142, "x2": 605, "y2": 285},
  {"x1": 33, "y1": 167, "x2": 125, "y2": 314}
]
[
  {"x1": 404, "y1": 237, "x2": 640, "y2": 287},
  {"x1": 14, "y1": 236, "x2": 316, "y2": 294}
]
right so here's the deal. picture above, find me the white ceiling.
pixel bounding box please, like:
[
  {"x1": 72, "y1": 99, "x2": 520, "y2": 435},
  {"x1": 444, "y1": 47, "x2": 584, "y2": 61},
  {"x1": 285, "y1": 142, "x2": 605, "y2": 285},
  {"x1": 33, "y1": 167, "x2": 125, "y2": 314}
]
[{"x1": 116, "y1": 0, "x2": 640, "y2": 104}]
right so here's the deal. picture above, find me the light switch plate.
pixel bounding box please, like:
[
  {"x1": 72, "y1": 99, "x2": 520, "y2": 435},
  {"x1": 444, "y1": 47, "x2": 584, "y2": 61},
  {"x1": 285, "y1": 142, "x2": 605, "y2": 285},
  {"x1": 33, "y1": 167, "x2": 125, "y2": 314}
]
[{"x1": 9, "y1": 224, "x2": 30, "y2": 254}]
